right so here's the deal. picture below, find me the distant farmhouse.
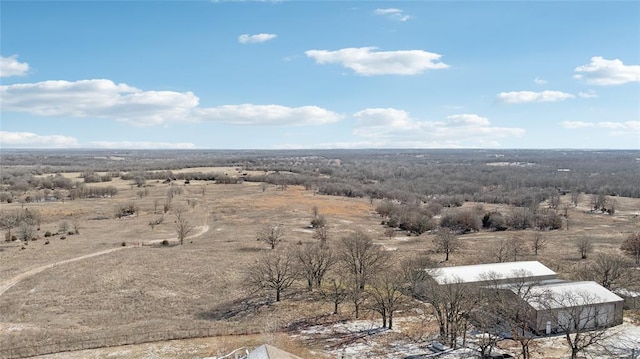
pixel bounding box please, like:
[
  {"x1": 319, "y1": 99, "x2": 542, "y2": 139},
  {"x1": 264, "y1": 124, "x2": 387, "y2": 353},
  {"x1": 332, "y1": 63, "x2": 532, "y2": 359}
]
[{"x1": 429, "y1": 261, "x2": 624, "y2": 334}]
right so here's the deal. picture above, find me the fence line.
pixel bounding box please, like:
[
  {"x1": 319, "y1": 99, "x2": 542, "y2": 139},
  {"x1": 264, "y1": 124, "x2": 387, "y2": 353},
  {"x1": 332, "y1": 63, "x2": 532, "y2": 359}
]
[{"x1": 0, "y1": 326, "x2": 260, "y2": 359}]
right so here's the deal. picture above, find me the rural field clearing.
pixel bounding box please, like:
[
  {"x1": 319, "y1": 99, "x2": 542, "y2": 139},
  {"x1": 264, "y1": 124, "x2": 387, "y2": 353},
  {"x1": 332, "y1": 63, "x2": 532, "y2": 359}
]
[{"x1": 1, "y1": 171, "x2": 639, "y2": 358}]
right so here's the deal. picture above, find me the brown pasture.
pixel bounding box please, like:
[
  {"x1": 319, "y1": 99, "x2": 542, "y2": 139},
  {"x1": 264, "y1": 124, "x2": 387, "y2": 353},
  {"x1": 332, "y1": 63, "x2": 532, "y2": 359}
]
[{"x1": 0, "y1": 177, "x2": 639, "y2": 358}]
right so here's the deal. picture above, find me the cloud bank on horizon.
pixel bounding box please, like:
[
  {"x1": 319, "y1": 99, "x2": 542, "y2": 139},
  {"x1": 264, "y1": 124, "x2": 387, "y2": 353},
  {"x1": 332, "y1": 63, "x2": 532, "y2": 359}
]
[{"x1": 1, "y1": 1, "x2": 638, "y2": 149}]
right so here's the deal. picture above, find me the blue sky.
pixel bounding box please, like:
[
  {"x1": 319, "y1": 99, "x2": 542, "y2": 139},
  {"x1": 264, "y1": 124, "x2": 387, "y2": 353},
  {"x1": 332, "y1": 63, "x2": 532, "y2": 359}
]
[{"x1": 1, "y1": 1, "x2": 638, "y2": 149}]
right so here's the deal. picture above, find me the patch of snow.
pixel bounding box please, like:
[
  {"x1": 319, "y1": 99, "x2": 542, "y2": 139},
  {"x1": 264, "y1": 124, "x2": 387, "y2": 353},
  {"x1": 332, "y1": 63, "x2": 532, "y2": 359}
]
[{"x1": 293, "y1": 229, "x2": 314, "y2": 234}]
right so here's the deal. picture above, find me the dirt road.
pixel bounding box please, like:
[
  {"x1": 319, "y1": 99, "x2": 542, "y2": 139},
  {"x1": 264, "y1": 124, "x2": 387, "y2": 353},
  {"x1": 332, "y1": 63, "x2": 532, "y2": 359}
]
[{"x1": 0, "y1": 225, "x2": 210, "y2": 297}]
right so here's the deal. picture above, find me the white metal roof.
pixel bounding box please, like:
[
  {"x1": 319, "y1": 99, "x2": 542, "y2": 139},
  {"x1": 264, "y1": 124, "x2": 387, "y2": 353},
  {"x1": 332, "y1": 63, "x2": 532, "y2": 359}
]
[
  {"x1": 523, "y1": 281, "x2": 624, "y2": 310},
  {"x1": 246, "y1": 344, "x2": 303, "y2": 359},
  {"x1": 431, "y1": 261, "x2": 557, "y2": 285}
]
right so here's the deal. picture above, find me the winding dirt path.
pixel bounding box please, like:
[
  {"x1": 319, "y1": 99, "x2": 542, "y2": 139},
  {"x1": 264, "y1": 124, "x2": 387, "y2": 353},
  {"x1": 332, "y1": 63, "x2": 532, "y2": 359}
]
[
  {"x1": 0, "y1": 247, "x2": 127, "y2": 297},
  {"x1": 0, "y1": 225, "x2": 211, "y2": 297}
]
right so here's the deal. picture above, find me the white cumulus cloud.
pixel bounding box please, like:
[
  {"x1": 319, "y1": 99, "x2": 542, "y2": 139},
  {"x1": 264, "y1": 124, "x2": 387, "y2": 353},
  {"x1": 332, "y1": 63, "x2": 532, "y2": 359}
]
[
  {"x1": 578, "y1": 90, "x2": 598, "y2": 98},
  {"x1": 238, "y1": 33, "x2": 277, "y2": 44},
  {"x1": 561, "y1": 121, "x2": 639, "y2": 130},
  {"x1": 0, "y1": 130, "x2": 198, "y2": 149},
  {"x1": 574, "y1": 57, "x2": 640, "y2": 85},
  {"x1": 0, "y1": 79, "x2": 198, "y2": 126},
  {"x1": 305, "y1": 47, "x2": 448, "y2": 76},
  {"x1": 1, "y1": 79, "x2": 342, "y2": 127},
  {"x1": 0, "y1": 131, "x2": 79, "y2": 148},
  {"x1": 445, "y1": 114, "x2": 491, "y2": 127},
  {"x1": 352, "y1": 108, "x2": 524, "y2": 147},
  {"x1": 0, "y1": 55, "x2": 30, "y2": 77},
  {"x1": 533, "y1": 77, "x2": 547, "y2": 85},
  {"x1": 195, "y1": 104, "x2": 342, "y2": 125},
  {"x1": 354, "y1": 108, "x2": 415, "y2": 129},
  {"x1": 497, "y1": 90, "x2": 575, "y2": 104},
  {"x1": 374, "y1": 8, "x2": 410, "y2": 21}
]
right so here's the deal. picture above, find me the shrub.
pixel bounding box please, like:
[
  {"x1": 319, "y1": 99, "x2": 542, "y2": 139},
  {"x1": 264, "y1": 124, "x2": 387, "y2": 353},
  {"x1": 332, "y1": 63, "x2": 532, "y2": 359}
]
[
  {"x1": 115, "y1": 202, "x2": 138, "y2": 218},
  {"x1": 44, "y1": 240, "x2": 50, "y2": 245},
  {"x1": 311, "y1": 215, "x2": 326, "y2": 228},
  {"x1": 121, "y1": 241, "x2": 126, "y2": 247},
  {"x1": 535, "y1": 209, "x2": 563, "y2": 230},
  {"x1": 60, "y1": 236, "x2": 66, "y2": 240},
  {"x1": 506, "y1": 208, "x2": 535, "y2": 230},
  {"x1": 440, "y1": 210, "x2": 481, "y2": 233},
  {"x1": 482, "y1": 211, "x2": 507, "y2": 231},
  {"x1": 44, "y1": 231, "x2": 52, "y2": 237},
  {"x1": 161, "y1": 239, "x2": 169, "y2": 246},
  {"x1": 67, "y1": 231, "x2": 75, "y2": 235}
]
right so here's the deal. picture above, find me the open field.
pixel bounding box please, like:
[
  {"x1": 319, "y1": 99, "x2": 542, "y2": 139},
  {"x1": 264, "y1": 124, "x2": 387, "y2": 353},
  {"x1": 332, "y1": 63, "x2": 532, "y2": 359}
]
[{"x1": 1, "y1": 158, "x2": 640, "y2": 358}]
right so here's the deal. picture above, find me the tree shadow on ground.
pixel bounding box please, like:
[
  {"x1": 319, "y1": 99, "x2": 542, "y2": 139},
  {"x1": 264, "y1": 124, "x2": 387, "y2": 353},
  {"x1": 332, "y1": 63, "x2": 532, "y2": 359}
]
[
  {"x1": 296, "y1": 317, "x2": 389, "y2": 351},
  {"x1": 196, "y1": 295, "x2": 273, "y2": 321}
]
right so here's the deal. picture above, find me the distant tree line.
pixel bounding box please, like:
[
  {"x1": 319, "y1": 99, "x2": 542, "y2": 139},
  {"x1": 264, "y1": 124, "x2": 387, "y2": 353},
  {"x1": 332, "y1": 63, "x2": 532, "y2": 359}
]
[{"x1": 2, "y1": 150, "x2": 639, "y2": 205}]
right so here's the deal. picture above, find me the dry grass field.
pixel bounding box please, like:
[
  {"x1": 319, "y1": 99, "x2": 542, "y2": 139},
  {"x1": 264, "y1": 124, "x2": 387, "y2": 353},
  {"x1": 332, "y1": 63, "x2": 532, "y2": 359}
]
[{"x1": 1, "y1": 170, "x2": 639, "y2": 358}]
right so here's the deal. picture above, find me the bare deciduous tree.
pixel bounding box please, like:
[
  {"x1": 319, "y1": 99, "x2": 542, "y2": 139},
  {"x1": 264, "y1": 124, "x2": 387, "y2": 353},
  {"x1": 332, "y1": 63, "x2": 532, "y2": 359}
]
[
  {"x1": 338, "y1": 231, "x2": 388, "y2": 290},
  {"x1": 53, "y1": 189, "x2": 63, "y2": 202},
  {"x1": 481, "y1": 270, "x2": 542, "y2": 359},
  {"x1": 295, "y1": 242, "x2": 335, "y2": 290},
  {"x1": 247, "y1": 249, "x2": 298, "y2": 302},
  {"x1": 149, "y1": 216, "x2": 163, "y2": 230},
  {"x1": 174, "y1": 207, "x2": 194, "y2": 245},
  {"x1": 572, "y1": 253, "x2": 634, "y2": 291},
  {"x1": 71, "y1": 219, "x2": 81, "y2": 235},
  {"x1": 163, "y1": 196, "x2": 172, "y2": 213},
  {"x1": 257, "y1": 223, "x2": 284, "y2": 250},
  {"x1": 491, "y1": 239, "x2": 511, "y2": 263},
  {"x1": 133, "y1": 176, "x2": 146, "y2": 188},
  {"x1": 401, "y1": 255, "x2": 438, "y2": 295},
  {"x1": 549, "y1": 192, "x2": 560, "y2": 209},
  {"x1": 414, "y1": 275, "x2": 480, "y2": 348},
  {"x1": 621, "y1": 232, "x2": 640, "y2": 265},
  {"x1": 368, "y1": 265, "x2": 406, "y2": 329},
  {"x1": 434, "y1": 229, "x2": 461, "y2": 262},
  {"x1": 320, "y1": 274, "x2": 349, "y2": 314},
  {"x1": 59, "y1": 221, "x2": 69, "y2": 234},
  {"x1": 531, "y1": 232, "x2": 547, "y2": 256},
  {"x1": 590, "y1": 193, "x2": 616, "y2": 214},
  {"x1": 312, "y1": 225, "x2": 328, "y2": 245},
  {"x1": 187, "y1": 198, "x2": 197, "y2": 209},
  {"x1": 18, "y1": 221, "x2": 35, "y2": 243},
  {"x1": 576, "y1": 238, "x2": 593, "y2": 260},
  {"x1": 23, "y1": 209, "x2": 42, "y2": 231},
  {"x1": 509, "y1": 235, "x2": 528, "y2": 261},
  {"x1": 0, "y1": 210, "x2": 20, "y2": 241},
  {"x1": 348, "y1": 282, "x2": 368, "y2": 319},
  {"x1": 384, "y1": 227, "x2": 395, "y2": 240},
  {"x1": 570, "y1": 190, "x2": 581, "y2": 207},
  {"x1": 310, "y1": 206, "x2": 326, "y2": 228}
]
